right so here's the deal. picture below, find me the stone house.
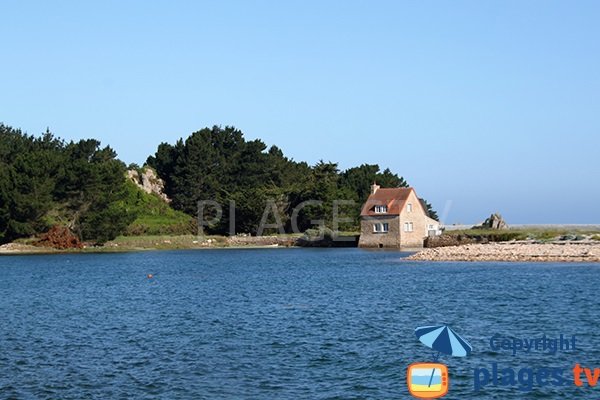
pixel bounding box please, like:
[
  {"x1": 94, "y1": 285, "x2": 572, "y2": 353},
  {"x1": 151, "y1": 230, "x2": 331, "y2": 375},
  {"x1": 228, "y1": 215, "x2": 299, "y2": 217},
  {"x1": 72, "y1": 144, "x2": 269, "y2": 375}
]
[{"x1": 358, "y1": 184, "x2": 441, "y2": 249}]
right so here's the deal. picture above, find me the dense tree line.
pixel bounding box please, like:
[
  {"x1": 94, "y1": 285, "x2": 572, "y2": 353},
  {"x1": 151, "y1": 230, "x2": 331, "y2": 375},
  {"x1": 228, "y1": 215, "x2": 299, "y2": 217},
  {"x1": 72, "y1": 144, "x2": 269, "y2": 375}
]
[
  {"x1": 0, "y1": 123, "x2": 437, "y2": 244},
  {"x1": 0, "y1": 124, "x2": 135, "y2": 244},
  {"x1": 148, "y1": 125, "x2": 438, "y2": 235}
]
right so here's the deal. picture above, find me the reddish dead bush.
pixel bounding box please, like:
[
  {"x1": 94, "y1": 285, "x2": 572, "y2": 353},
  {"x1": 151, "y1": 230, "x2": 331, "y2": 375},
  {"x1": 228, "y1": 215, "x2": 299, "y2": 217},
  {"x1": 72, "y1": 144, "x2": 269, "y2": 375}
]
[{"x1": 37, "y1": 226, "x2": 83, "y2": 249}]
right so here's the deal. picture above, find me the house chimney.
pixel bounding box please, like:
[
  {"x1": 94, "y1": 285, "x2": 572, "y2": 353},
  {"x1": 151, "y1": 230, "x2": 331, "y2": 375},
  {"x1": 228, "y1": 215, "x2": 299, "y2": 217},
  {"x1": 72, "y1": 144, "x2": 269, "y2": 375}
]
[{"x1": 371, "y1": 182, "x2": 380, "y2": 194}]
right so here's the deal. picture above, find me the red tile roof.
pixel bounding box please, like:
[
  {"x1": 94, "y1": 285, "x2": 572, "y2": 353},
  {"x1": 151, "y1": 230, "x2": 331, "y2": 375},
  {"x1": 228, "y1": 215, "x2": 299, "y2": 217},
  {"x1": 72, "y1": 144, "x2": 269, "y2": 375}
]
[{"x1": 360, "y1": 187, "x2": 414, "y2": 216}]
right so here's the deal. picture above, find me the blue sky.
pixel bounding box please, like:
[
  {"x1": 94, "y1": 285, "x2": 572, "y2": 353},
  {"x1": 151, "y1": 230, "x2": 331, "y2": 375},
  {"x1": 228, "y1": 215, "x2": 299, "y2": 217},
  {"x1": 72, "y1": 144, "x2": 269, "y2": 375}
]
[{"x1": 1, "y1": 1, "x2": 599, "y2": 224}]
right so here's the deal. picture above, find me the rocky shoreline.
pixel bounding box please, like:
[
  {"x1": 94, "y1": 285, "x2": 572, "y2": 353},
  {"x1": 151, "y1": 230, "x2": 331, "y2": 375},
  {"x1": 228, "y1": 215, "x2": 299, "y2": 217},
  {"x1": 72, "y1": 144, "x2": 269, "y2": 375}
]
[
  {"x1": 0, "y1": 236, "x2": 297, "y2": 254},
  {"x1": 0, "y1": 232, "x2": 360, "y2": 255},
  {"x1": 0, "y1": 242, "x2": 59, "y2": 254},
  {"x1": 407, "y1": 242, "x2": 600, "y2": 263}
]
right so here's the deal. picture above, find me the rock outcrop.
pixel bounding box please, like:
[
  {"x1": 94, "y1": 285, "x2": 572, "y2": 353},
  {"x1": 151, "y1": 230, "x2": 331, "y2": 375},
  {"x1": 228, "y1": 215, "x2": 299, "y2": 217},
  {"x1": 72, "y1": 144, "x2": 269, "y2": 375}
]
[
  {"x1": 127, "y1": 167, "x2": 170, "y2": 203},
  {"x1": 477, "y1": 213, "x2": 508, "y2": 230}
]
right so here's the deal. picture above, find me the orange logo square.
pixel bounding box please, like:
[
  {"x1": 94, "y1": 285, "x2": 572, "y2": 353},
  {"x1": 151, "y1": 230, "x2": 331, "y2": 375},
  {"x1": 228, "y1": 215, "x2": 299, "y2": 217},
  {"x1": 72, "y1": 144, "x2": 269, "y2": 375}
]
[{"x1": 407, "y1": 362, "x2": 449, "y2": 398}]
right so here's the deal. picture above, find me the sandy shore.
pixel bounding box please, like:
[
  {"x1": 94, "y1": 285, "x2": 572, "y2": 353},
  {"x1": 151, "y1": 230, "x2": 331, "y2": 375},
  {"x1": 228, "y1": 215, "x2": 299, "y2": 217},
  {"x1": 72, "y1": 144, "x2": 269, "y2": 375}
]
[
  {"x1": 407, "y1": 242, "x2": 600, "y2": 263},
  {"x1": 0, "y1": 235, "x2": 309, "y2": 255},
  {"x1": 0, "y1": 243, "x2": 59, "y2": 254}
]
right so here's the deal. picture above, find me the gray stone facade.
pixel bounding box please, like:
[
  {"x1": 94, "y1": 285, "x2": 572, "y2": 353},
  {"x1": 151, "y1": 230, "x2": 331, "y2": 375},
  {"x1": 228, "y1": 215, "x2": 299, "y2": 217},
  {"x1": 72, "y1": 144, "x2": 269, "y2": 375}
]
[{"x1": 359, "y1": 215, "x2": 401, "y2": 248}]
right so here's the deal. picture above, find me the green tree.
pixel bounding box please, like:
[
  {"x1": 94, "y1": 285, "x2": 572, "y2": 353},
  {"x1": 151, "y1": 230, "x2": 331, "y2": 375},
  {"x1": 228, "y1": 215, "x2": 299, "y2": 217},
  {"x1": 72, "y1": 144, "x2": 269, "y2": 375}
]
[
  {"x1": 0, "y1": 124, "x2": 136, "y2": 244},
  {"x1": 420, "y1": 198, "x2": 439, "y2": 221},
  {"x1": 147, "y1": 126, "x2": 438, "y2": 234},
  {"x1": 338, "y1": 164, "x2": 412, "y2": 230},
  {"x1": 61, "y1": 140, "x2": 136, "y2": 242}
]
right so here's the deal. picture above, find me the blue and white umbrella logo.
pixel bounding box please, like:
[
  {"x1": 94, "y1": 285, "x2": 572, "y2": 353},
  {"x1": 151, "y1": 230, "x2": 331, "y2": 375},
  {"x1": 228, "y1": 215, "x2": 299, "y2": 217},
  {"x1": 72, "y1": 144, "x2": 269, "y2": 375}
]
[
  {"x1": 415, "y1": 325, "x2": 472, "y2": 361},
  {"x1": 413, "y1": 325, "x2": 472, "y2": 391}
]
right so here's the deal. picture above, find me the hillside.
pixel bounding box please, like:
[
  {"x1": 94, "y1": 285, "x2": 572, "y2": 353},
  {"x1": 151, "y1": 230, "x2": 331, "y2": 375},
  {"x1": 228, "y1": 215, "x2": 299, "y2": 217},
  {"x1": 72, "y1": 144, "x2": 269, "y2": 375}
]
[{"x1": 121, "y1": 177, "x2": 195, "y2": 236}]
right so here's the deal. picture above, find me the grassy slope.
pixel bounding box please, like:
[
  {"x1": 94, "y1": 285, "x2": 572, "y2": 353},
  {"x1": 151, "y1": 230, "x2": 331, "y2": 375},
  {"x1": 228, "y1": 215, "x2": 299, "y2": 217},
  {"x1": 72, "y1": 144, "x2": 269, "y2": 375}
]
[{"x1": 123, "y1": 181, "x2": 195, "y2": 236}]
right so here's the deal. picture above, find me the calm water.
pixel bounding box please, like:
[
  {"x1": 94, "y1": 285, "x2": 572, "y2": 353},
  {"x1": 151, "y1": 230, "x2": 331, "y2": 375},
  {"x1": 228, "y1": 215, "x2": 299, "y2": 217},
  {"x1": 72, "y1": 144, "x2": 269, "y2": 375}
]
[{"x1": 1, "y1": 248, "x2": 599, "y2": 399}]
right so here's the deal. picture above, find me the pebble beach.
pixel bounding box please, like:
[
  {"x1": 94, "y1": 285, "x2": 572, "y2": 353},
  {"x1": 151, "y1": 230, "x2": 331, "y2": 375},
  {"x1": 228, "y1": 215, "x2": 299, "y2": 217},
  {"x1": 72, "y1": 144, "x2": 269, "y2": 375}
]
[{"x1": 407, "y1": 242, "x2": 600, "y2": 263}]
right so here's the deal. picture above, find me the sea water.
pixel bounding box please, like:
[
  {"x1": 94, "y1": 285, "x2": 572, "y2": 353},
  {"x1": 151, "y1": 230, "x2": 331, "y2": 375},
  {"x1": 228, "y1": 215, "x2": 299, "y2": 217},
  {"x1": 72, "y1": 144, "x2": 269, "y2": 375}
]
[{"x1": 1, "y1": 248, "x2": 598, "y2": 399}]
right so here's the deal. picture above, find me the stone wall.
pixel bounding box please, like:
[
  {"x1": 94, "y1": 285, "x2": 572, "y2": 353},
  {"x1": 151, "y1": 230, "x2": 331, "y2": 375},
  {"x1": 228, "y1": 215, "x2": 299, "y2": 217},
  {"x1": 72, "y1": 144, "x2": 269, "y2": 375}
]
[
  {"x1": 358, "y1": 215, "x2": 401, "y2": 248},
  {"x1": 424, "y1": 234, "x2": 478, "y2": 248}
]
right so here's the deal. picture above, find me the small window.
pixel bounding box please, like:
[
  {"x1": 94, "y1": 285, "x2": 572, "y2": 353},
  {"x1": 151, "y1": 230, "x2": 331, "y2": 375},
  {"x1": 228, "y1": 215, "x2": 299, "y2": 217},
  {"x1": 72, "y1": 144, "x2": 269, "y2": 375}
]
[
  {"x1": 428, "y1": 224, "x2": 434, "y2": 230},
  {"x1": 374, "y1": 205, "x2": 388, "y2": 213},
  {"x1": 373, "y1": 223, "x2": 388, "y2": 233},
  {"x1": 404, "y1": 222, "x2": 414, "y2": 232},
  {"x1": 407, "y1": 203, "x2": 413, "y2": 213}
]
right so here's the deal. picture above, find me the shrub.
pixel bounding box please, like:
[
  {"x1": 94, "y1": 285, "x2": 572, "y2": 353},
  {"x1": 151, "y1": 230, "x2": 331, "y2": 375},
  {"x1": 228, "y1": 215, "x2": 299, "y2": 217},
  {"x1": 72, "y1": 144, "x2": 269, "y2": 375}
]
[{"x1": 531, "y1": 230, "x2": 560, "y2": 240}]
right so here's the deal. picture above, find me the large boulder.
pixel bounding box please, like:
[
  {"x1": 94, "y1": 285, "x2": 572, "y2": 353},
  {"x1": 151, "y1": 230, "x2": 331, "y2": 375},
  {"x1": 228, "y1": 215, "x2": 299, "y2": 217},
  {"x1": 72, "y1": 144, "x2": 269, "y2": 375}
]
[{"x1": 478, "y1": 213, "x2": 508, "y2": 230}]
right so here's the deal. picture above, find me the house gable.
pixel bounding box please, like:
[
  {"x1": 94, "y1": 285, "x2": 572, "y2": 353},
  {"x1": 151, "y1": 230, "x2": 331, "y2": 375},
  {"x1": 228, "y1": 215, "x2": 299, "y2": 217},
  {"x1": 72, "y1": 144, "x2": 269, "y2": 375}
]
[{"x1": 358, "y1": 186, "x2": 440, "y2": 249}]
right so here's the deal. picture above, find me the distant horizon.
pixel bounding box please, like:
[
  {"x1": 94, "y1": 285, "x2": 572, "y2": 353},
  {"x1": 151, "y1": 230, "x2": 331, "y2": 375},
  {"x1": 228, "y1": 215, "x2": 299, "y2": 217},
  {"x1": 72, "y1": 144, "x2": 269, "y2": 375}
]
[{"x1": 2, "y1": 1, "x2": 599, "y2": 224}]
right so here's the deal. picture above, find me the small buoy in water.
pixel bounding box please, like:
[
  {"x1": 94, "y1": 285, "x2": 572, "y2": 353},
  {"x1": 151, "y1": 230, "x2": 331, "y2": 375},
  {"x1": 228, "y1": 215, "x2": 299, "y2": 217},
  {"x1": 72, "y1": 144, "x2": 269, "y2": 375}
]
[{"x1": 147, "y1": 273, "x2": 154, "y2": 279}]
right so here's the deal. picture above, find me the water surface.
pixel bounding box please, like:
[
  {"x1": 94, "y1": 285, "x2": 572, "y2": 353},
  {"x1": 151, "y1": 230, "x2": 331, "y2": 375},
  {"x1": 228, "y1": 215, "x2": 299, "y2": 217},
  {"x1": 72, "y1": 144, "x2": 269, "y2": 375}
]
[{"x1": 1, "y1": 248, "x2": 598, "y2": 399}]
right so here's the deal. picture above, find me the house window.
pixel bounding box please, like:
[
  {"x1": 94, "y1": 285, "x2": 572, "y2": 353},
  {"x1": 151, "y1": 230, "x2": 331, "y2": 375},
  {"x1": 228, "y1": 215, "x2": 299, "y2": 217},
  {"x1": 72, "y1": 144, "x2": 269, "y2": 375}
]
[
  {"x1": 404, "y1": 222, "x2": 413, "y2": 232},
  {"x1": 407, "y1": 203, "x2": 413, "y2": 213},
  {"x1": 428, "y1": 224, "x2": 434, "y2": 230},
  {"x1": 374, "y1": 205, "x2": 388, "y2": 213},
  {"x1": 373, "y1": 223, "x2": 389, "y2": 233}
]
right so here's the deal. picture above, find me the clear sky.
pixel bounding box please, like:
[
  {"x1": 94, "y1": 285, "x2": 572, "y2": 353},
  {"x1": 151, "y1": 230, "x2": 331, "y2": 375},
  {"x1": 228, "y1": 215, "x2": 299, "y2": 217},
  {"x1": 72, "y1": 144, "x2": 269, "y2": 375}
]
[{"x1": 1, "y1": 1, "x2": 599, "y2": 224}]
